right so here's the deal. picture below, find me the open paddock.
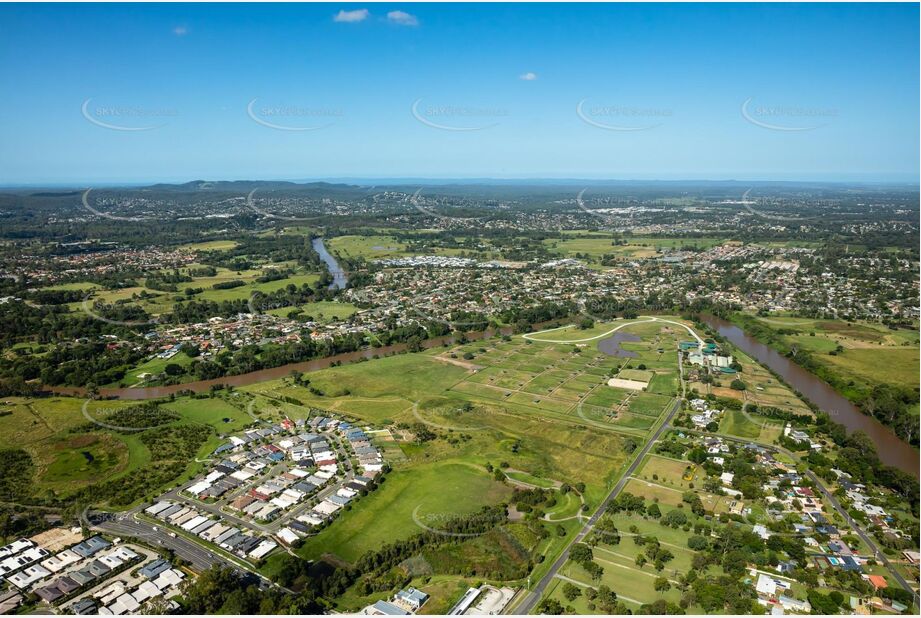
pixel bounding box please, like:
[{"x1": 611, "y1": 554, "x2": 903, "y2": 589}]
[
  {"x1": 623, "y1": 478, "x2": 725, "y2": 513},
  {"x1": 626, "y1": 393, "x2": 673, "y2": 416},
  {"x1": 583, "y1": 387, "x2": 632, "y2": 408},
  {"x1": 617, "y1": 368, "x2": 654, "y2": 382},
  {"x1": 637, "y1": 455, "x2": 697, "y2": 488},
  {"x1": 720, "y1": 408, "x2": 785, "y2": 443},
  {"x1": 297, "y1": 461, "x2": 513, "y2": 564}
]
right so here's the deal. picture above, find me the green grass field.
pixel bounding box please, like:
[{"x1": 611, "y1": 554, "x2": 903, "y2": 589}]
[
  {"x1": 267, "y1": 300, "x2": 359, "y2": 322},
  {"x1": 525, "y1": 321, "x2": 630, "y2": 342},
  {"x1": 327, "y1": 234, "x2": 409, "y2": 260},
  {"x1": 111, "y1": 351, "x2": 196, "y2": 386},
  {"x1": 821, "y1": 348, "x2": 919, "y2": 388},
  {"x1": 0, "y1": 393, "x2": 255, "y2": 501},
  {"x1": 297, "y1": 461, "x2": 512, "y2": 564},
  {"x1": 238, "y1": 329, "x2": 649, "y2": 513},
  {"x1": 746, "y1": 315, "x2": 919, "y2": 411},
  {"x1": 636, "y1": 454, "x2": 696, "y2": 488},
  {"x1": 160, "y1": 396, "x2": 252, "y2": 433},
  {"x1": 39, "y1": 433, "x2": 130, "y2": 492},
  {"x1": 327, "y1": 234, "x2": 475, "y2": 261},
  {"x1": 718, "y1": 407, "x2": 785, "y2": 443},
  {"x1": 543, "y1": 507, "x2": 708, "y2": 612},
  {"x1": 506, "y1": 469, "x2": 557, "y2": 488},
  {"x1": 178, "y1": 240, "x2": 241, "y2": 252},
  {"x1": 40, "y1": 281, "x2": 101, "y2": 292},
  {"x1": 69, "y1": 266, "x2": 322, "y2": 318},
  {"x1": 542, "y1": 235, "x2": 726, "y2": 267},
  {"x1": 719, "y1": 408, "x2": 762, "y2": 439}
]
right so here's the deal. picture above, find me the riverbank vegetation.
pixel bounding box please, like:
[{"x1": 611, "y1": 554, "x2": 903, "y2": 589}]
[{"x1": 731, "y1": 313, "x2": 919, "y2": 446}]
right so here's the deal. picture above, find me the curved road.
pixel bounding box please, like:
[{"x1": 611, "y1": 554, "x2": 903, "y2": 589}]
[
  {"x1": 514, "y1": 316, "x2": 916, "y2": 613},
  {"x1": 681, "y1": 428, "x2": 920, "y2": 608},
  {"x1": 524, "y1": 316, "x2": 704, "y2": 345},
  {"x1": 513, "y1": 395, "x2": 682, "y2": 614}
]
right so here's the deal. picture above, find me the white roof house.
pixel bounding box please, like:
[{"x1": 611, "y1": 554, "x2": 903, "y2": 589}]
[
  {"x1": 277, "y1": 528, "x2": 300, "y2": 545},
  {"x1": 248, "y1": 540, "x2": 277, "y2": 560}
]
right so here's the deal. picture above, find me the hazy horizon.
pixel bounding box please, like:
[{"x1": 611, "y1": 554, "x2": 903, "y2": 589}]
[
  {"x1": 1, "y1": 3, "x2": 918, "y2": 185},
  {"x1": 3, "y1": 174, "x2": 920, "y2": 189}
]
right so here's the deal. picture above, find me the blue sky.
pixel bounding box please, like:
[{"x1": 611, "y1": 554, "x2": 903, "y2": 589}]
[{"x1": 0, "y1": 3, "x2": 918, "y2": 184}]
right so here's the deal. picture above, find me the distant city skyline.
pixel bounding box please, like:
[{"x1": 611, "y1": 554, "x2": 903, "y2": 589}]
[{"x1": 1, "y1": 3, "x2": 918, "y2": 183}]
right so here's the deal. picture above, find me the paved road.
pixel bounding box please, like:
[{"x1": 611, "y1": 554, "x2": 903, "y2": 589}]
[
  {"x1": 683, "y1": 428, "x2": 920, "y2": 608},
  {"x1": 804, "y1": 469, "x2": 918, "y2": 607},
  {"x1": 92, "y1": 512, "x2": 289, "y2": 593},
  {"x1": 88, "y1": 512, "x2": 225, "y2": 572},
  {"x1": 59, "y1": 543, "x2": 159, "y2": 610},
  {"x1": 513, "y1": 396, "x2": 682, "y2": 614},
  {"x1": 156, "y1": 435, "x2": 355, "y2": 535}
]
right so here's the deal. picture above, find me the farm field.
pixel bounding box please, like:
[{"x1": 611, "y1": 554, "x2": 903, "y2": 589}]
[
  {"x1": 742, "y1": 315, "x2": 919, "y2": 412},
  {"x1": 542, "y1": 235, "x2": 726, "y2": 266},
  {"x1": 821, "y1": 348, "x2": 918, "y2": 391},
  {"x1": 242, "y1": 352, "x2": 634, "y2": 509},
  {"x1": 65, "y1": 265, "x2": 322, "y2": 318},
  {"x1": 178, "y1": 240, "x2": 241, "y2": 252},
  {"x1": 525, "y1": 320, "x2": 634, "y2": 342},
  {"x1": 444, "y1": 318, "x2": 683, "y2": 435},
  {"x1": 327, "y1": 234, "x2": 409, "y2": 259},
  {"x1": 329, "y1": 232, "x2": 506, "y2": 261},
  {"x1": 192, "y1": 272, "x2": 320, "y2": 302},
  {"x1": 231, "y1": 319, "x2": 699, "y2": 573},
  {"x1": 242, "y1": 317, "x2": 683, "y2": 442}
]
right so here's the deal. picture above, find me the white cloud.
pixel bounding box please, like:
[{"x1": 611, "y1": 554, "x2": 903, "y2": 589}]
[
  {"x1": 172, "y1": 25, "x2": 189, "y2": 36},
  {"x1": 387, "y1": 10, "x2": 419, "y2": 26},
  {"x1": 519, "y1": 72, "x2": 538, "y2": 81},
  {"x1": 334, "y1": 9, "x2": 369, "y2": 23}
]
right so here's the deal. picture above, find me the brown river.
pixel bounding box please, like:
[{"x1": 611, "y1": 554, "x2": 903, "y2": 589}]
[
  {"x1": 52, "y1": 315, "x2": 917, "y2": 476},
  {"x1": 51, "y1": 326, "x2": 521, "y2": 400},
  {"x1": 699, "y1": 315, "x2": 918, "y2": 476}
]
